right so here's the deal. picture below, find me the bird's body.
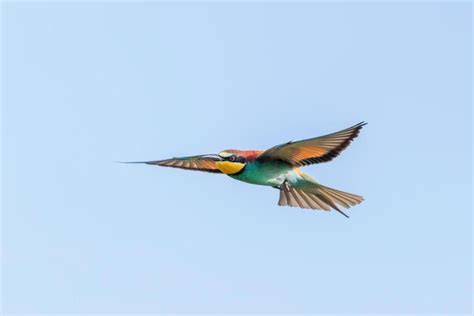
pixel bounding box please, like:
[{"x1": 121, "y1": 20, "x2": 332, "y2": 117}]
[
  {"x1": 225, "y1": 152, "x2": 287, "y2": 186},
  {"x1": 126, "y1": 122, "x2": 367, "y2": 218},
  {"x1": 226, "y1": 155, "x2": 307, "y2": 187},
  {"x1": 231, "y1": 160, "x2": 293, "y2": 187}
]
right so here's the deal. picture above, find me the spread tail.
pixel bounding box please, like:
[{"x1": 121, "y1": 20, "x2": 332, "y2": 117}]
[{"x1": 278, "y1": 181, "x2": 364, "y2": 218}]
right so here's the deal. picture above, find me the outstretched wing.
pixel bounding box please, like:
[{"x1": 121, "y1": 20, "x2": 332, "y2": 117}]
[
  {"x1": 123, "y1": 154, "x2": 222, "y2": 173},
  {"x1": 257, "y1": 122, "x2": 366, "y2": 167}
]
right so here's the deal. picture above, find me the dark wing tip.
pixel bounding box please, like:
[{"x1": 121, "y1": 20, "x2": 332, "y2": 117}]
[
  {"x1": 351, "y1": 121, "x2": 367, "y2": 131},
  {"x1": 350, "y1": 121, "x2": 367, "y2": 136},
  {"x1": 116, "y1": 160, "x2": 163, "y2": 165},
  {"x1": 349, "y1": 121, "x2": 367, "y2": 140}
]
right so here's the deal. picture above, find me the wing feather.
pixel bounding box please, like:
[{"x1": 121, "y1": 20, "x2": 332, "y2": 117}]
[
  {"x1": 257, "y1": 122, "x2": 366, "y2": 166},
  {"x1": 123, "y1": 154, "x2": 222, "y2": 173}
]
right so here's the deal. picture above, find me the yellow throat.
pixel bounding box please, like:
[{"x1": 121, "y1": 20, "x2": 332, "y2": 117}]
[{"x1": 215, "y1": 161, "x2": 245, "y2": 175}]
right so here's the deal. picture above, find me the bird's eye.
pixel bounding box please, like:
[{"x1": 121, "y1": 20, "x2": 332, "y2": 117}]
[{"x1": 229, "y1": 156, "x2": 236, "y2": 162}]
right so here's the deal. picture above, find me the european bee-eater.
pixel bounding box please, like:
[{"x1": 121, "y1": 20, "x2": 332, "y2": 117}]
[{"x1": 127, "y1": 122, "x2": 366, "y2": 218}]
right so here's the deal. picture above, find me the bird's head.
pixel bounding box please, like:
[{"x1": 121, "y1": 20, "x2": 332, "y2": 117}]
[
  {"x1": 215, "y1": 149, "x2": 261, "y2": 175},
  {"x1": 215, "y1": 150, "x2": 247, "y2": 175}
]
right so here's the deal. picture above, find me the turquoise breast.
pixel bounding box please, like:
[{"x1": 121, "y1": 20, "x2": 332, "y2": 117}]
[{"x1": 229, "y1": 161, "x2": 292, "y2": 186}]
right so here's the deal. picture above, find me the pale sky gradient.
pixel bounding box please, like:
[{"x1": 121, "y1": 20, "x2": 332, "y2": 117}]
[{"x1": 2, "y1": 2, "x2": 472, "y2": 314}]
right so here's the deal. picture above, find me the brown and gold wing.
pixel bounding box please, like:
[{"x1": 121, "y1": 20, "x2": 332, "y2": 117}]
[
  {"x1": 123, "y1": 154, "x2": 223, "y2": 173},
  {"x1": 257, "y1": 122, "x2": 366, "y2": 166}
]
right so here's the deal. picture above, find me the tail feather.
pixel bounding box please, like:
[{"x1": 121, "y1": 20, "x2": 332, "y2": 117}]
[
  {"x1": 320, "y1": 186, "x2": 363, "y2": 206},
  {"x1": 278, "y1": 187, "x2": 288, "y2": 206},
  {"x1": 315, "y1": 189, "x2": 350, "y2": 218},
  {"x1": 278, "y1": 181, "x2": 364, "y2": 218}
]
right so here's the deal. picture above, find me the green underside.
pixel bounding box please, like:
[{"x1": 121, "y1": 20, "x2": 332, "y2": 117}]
[{"x1": 229, "y1": 161, "x2": 315, "y2": 187}]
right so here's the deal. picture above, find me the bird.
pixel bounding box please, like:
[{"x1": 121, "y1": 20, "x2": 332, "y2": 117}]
[{"x1": 125, "y1": 122, "x2": 366, "y2": 218}]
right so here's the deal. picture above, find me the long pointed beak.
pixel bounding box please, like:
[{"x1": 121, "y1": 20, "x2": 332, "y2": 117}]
[{"x1": 200, "y1": 154, "x2": 223, "y2": 161}]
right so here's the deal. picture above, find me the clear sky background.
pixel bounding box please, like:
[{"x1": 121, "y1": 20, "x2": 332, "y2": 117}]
[{"x1": 2, "y1": 2, "x2": 472, "y2": 314}]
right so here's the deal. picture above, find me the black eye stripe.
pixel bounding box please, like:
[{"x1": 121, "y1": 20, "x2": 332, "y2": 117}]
[{"x1": 225, "y1": 155, "x2": 245, "y2": 163}]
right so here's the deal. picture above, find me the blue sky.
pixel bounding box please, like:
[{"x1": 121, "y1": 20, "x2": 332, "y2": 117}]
[{"x1": 2, "y1": 2, "x2": 472, "y2": 314}]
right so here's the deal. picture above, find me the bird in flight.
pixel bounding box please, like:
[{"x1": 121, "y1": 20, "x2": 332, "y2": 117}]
[{"x1": 126, "y1": 122, "x2": 366, "y2": 218}]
